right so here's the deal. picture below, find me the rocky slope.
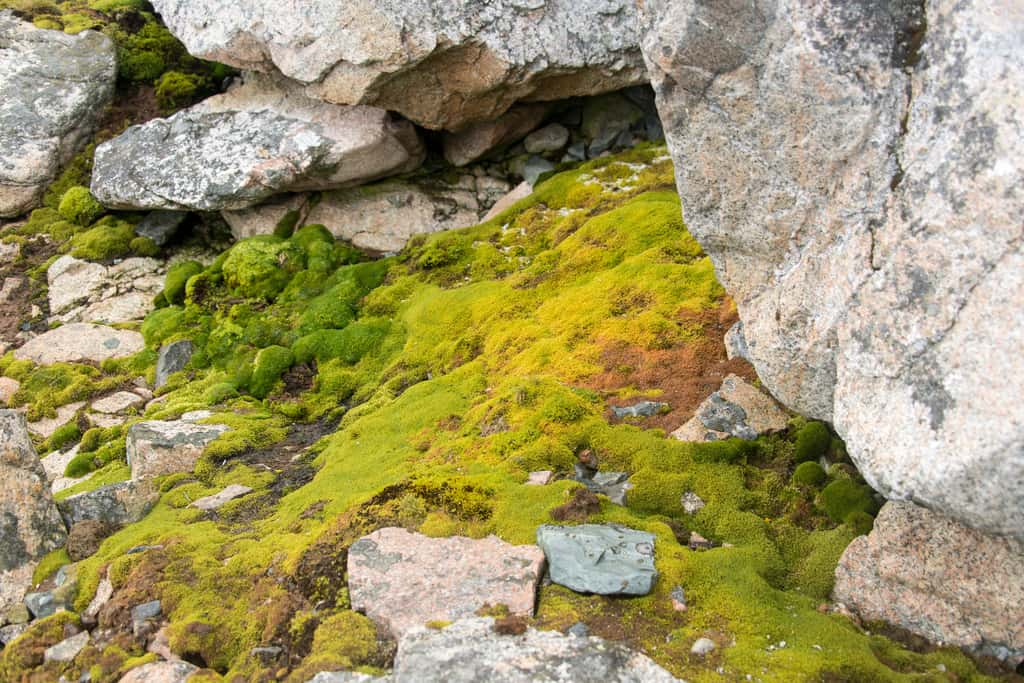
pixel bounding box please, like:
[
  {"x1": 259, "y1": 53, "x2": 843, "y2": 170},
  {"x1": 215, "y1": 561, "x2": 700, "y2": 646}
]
[{"x1": 0, "y1": 1, "x2": 1020, "y2": 681}]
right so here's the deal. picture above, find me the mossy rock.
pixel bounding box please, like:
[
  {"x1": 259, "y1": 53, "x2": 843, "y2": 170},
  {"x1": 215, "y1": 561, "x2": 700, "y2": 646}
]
[
  {"x1": 163, "y1": 260, "x2": 204, "y2": 306},
  {"x1": 68, "y1": 217, "x2": 135, "y2": 261},
  {"x1": 249, "y1": 345, "x2": 294, "y2": 399},
  {"x1": 222, "y1": 237, "x2": 305, "y2": 300},
  {"x1": 792, "y1": 461, "x2": 826, "y2": 487}
]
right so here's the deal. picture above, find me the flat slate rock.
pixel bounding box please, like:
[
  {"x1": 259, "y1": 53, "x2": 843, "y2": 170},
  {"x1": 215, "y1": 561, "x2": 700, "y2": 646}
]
[
  {"x1": 347, "y1": 527, "x2": 545, "y2": 638},
  {"x1": 13, "y1": 323, "x2": 144, "y2": 365},
  {"x1": 391, "y1": 617, "x2": 680, "y2": 682},
  {"x1": 536, "y1": 524, "x2": 657, "y2": 596}
]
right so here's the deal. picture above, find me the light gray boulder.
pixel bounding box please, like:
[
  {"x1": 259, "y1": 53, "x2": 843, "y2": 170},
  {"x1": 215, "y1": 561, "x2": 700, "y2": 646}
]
[
  {"x1": 127, "y1": 419, "x2": 229, "y2": 480},
  {"x1": 391, "y1": 617, "x2": 680, "y2": 682},
  {"x1": 536, "y1": 524, "x2": 657, "y2": 595},
  {"x1": 92, "y1": 73, "x2": 424, "y2": 212},
  {"x1": 57, "y1": 479, "x2": 160, "y2": 528},
  {"x1": 0, "y1": 411, "x2": 67, "y2": 618},
  {"x1": 150, "y1": 0, "x2": 646, "y2": 131},
  {"x1": 13, "y1": 323, "x2": 144, "y2": 365},
  {"x1": 640, "y1": 0, "x2": 1024, "y2": 540},
  {"x1": 0, "y1": 12, "x2": 116, "y2": 217}
]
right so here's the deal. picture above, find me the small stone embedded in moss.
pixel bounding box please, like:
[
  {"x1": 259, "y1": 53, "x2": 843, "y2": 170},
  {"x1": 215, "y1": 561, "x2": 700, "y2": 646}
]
[
  {"x1": 58, "y1": 185, "x2": 104, "y2": 227},
  {"x1": 793, "y1": 461, "x2": 826, "y2": 487}
]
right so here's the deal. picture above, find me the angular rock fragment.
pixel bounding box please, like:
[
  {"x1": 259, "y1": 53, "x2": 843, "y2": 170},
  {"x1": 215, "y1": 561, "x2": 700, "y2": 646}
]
[
  {"x1": 151, "y1": 0, "x2": 647, "y2": 131},
  {"x1": 44, "y1": 630, "x2": 89, "y2": 663},
  {"x1": 0, "y1": 411, "x2": 67, "y2": 617},
  {"x1": 135, "y1": 210, "x2": 189, "y2": 247},
  {"x1": 347, "y1": 527, "x2": 545, "y2": 638},
  {"x1": 834, "y1": 502, "x2": 1024, "y2": 665},
  {"x1": 58, "y1": 480, "x2": 160, "y2": 528},
  {"x1": 118, "y1": 660, "x2": 198, "y2": 683},
  {"x1": 443, "y1": 104, "x2": 547, "y2": 166},
  {"x1": 155, "y1": 340, "x2": 194, "y2": 389},
  {"x1": 47, "y1": 255, "x2": 165, "y2": 325},
  {"x1": 13, "y1": 323, "x2": 144, "y2": 365},
  {"x1": 190, "y1": 484, "x2": 252, "y2": 511},
  {"x1": 536, "y1": 524, "x2": 657, "y2": 595},
  {"x1": 126, "y1": 419, "x2": 229, "y2": 480},
  {"x1": 672, "y1": 374, "x2": 787, "y2": 442},
  {"x1": 92, "y1": 74, "x2": 424, "y2": 212},
  {"x1": 0, "y1": 12, "x2": 116, "y2": 216}
]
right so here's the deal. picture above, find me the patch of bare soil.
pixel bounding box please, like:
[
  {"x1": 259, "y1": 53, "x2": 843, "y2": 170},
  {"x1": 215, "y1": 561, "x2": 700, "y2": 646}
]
[{"x1": 587, "y1": 300, "x2": 757, "y2": 433}]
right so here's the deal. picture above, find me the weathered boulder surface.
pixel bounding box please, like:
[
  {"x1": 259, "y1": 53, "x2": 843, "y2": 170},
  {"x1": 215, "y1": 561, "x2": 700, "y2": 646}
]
[
  {"x1": 391, "y1": 618, "x2": 680, "y2": 682},
  {"x1": 150, "y1": 0, "x2": 646, "y2": 131},
  {"x1": 127, "y1": 419, "x2": 229, "y2": 480},
  {"x1": 48, "y1": 255, "x2": 165, "y2": 325},
  {"x1": 347, "y1": 527, "x2": 545, "y2": 638},
  {"x1": 58, "y1": 479, "x2": 159, "y2": 528},
  {"x1": 118, "y1": 660, "x2": 198, "y2": 683},
  {"x1": 303, "y1": 174, "x2": 510, "y2": 254},
  {"x1": 640, "y1": 0, "x2": 1024, "y2": 540},
  {"x1": 0, "y1": 411, "x2": 67, "y2": 617},
  {"x1": 834, "y1": 502, "x2": 1024, "y2": 665},
  {"x1": 14, "y1": 323, "x2": 144, "y2": 365},
  {"x1": 536, "y1": 524, "x2": 657, "y2": 595},
  {"x1": 91, "y1": 74, "x2": 424, "y2": 212},
  {"x1": 0, "y1": 12, "x2": 116, "y2": 217}
]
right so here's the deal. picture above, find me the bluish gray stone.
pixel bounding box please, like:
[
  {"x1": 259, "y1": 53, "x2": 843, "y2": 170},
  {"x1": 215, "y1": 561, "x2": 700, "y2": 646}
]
[
  {"x1": 611, "y1": 401, "x2": 668, "y2": 418},
  {"x1": 155, "y1": 339, "x2": 194, "y2": 389},
  {"x1": 135, "y1": 210, "x2": 188, "y2": 247},
  {"x1": 58, "y1": 480, "x2": 159, "y2": 529},
  {"x1": 131, "y1": 599, "x2": 161, "y2": 623},
  {"x1": 523, "y1": 156, "x2": 556, "y2": 187},
  {"x1": 24, "y1": 591, "x2": 56, "y2": 619},
  {"x1": 536, "y1": 524, "x2": 657, "y2": 596}
]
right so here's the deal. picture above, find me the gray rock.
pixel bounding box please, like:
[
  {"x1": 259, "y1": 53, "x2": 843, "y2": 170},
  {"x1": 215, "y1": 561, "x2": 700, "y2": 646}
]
[
  {"x1": 582, "y1": 93, "x2": 644, "y2": 156},
  {"x1": 14, "y1": 323, "x2": 145, "y2": 365},
  {"x1": 24, "y1": 591, "x2": 57, "y2": 619},
  {"x1": 524, "y1": 124, "x2": 570, "y2": 155},
  {"x1": 190, "y1": 484, "x2": 252, "y2": 511},
  {"x1": 834, "y1": 501, "x2": 1024, "y2": 665},
  {"x1": 303, "y1": 174, "x2": 505, "y2": 254},
  {"x1": 536, "y1": 524, "x2": 657, "y2": 596},
  {"x1": 135, "y1": 211, "x2": 188, "y2": 247},
  {"x1": 443, "y1": 104, "x2": 547, "y2": 167},
  {"x1": 58, "y1": 480, "x2": 159, "y2": 528},
  {"x1": 697, "y1": 395, "x2": 755, "y2": 439},
  {"x1": 0, "y1": 13, "x2": 116, "y2": 217},
  {"x1": 127, "y1": 419, "x2": 229, "y2": 480},
  {"x1": 92, "y1": 73, "x2": 424, "y2": 212},
  {"x1": 574, "y1": 470, "x2": 632, "y2": 506},
  {"x1": 90, "y1": 391, "x2": 145, "y2": 415},
  {"x1": 118, "y1": 660, "x2": 198, "y2": 683},
  {"x1": 0, "y1": 622, "x2": 27, "y2": 646},
  {"x1": 639, "y1": 0, "x2": 1024, "y2": 539},
  {"x1": 307, "y1": 673, "x2": 386, "y2": 683},
  {"x1": 0, "y1": 411, "x2": 67, "y2": 617},
  {"x1": 723, "y1": 321, "x2": 749, "y2": 362},
  {"x1": 680, "y1": 492, "x2": 705, "y2": 515},
  {"x1": 523, "y1": 156, "x2": 556, "y2": 187},
  {"x1": 566, "y1": 622, "x2": 590, "y2": 638},
  {"x1": 44, "y1": 630, "x2": 89, "y2": 663},
  {"x1": 222, "y1": 194, "x2": 311, "y2": 241},
  {"x1": 131, "y1": 600, "x2": 161, "y2": 623},
  {"x1": 690, "y1": 637, "x2": 715, "y2": 656},
  {"x1": 564, "y1": 142, "x2": 587, "y2": 162},
  {"x1": 391, "y1": 617, "x2": 680, "y2": 682},
  {"x1": 250, "y1": 645, "x2": 283, "y2": 663},
  {"x1": 47, "y1": 256, "x2": 165, "y2": 326},
  {"x1": 151, "y1": 0, "x2": 647, "y2": 131},
  {"x1": 610, "y1": 401, "x2": 668, "y2": 418},
  {"x1": 672, "y1": 374, "x2": 788, "y2": 442},
  {"x1": 155, "y1": 340, "x2": 194, "y2": 389}
]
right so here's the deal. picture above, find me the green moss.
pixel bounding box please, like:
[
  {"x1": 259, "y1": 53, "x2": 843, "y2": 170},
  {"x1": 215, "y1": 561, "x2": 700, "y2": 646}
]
[
  {"x1": 794, "y1": 420, "x2": 832, "y2": 463},
  {"x1": 286, "y1": 610, "x2": 380, "y2": 682},
  {"x1": 222, "y1": 237, "x2": 306, "y2": 300},
  {"x1": 68, "y1": 218, "x2": 135, "y2": 261},
  {"x1": 793, "y1": 461, "x2": 826, "y2": 487},
  {"x1": 163, "y1": 260, "x2": 203, "y2": 305},
  {"x1": 32, "y1": 15, "x2": 62, "y2": 29},
  {"x1": 61, "y1": 11, "x2": 101, "y2": 33},
  {"x1": 0, "y1": 611, "x2": 78, "y2": 680},
  {"x1": 141, "y1": 306, "x2": 186, "y2": 347},
  {"x1": 130, "y1": 235, "x2": 160, "y2": 257},
  {"x1": 818, "y1": 479, "x2": 878, "y2": 524},
  {"x1": 154, "y1": 70, "x2": 204, "y2": 112},
  {"x1": 31, "y1": 548, "x2": 70, "y2": 586},
  {"x1": 43, "y1": 421, "x2": 81, "y2": 453},
  {"x1": 57, "y1": 185, "x2": 103, "y2": 226},
  {"x1": 249, "y1": 345, "x2": 294, "y2": 399}
]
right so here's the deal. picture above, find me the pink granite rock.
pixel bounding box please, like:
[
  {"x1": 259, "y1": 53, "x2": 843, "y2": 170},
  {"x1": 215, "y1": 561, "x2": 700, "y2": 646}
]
[{"x1": 347, "y1": 527, "x2": 545, "y2": 638}]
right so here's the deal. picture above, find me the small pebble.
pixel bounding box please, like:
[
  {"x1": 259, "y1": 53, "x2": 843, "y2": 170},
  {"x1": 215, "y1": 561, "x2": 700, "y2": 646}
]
[{"x1": 691, "y1": 637, "x2": 716, "y2": 656}]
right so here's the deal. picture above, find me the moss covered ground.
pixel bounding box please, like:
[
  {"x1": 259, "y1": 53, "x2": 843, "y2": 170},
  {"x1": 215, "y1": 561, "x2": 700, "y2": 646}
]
[{"x1": 0, "y1": 146, "x2": 1005, "y2": 682}]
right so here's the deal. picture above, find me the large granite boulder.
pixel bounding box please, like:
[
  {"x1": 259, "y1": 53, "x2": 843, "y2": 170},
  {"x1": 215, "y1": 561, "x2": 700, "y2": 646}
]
[
  {"x1": 0, "y1": 411, "x2": 67, "y2": 618},
  {"x1": 150, "y1": 0, "x2": 646, "y2": 131},
  {"x1": 91, "y1": 73, "x2": 424, "y2": 211},
  {"x1": 347, "y1": 527, "x2": 545, "y2": 638},
  {"x1": 390, "y1": 618, "x2": 680, "y2": 682},
  {"x1": 834, "y1": 502, "x2": 1024, "y2": 665},
  {"x1": 640, "y1": 0, "x2": 1024, "y2": 540},
  {"x1": 0, "y1": 12, "x2": 116, "y2": 217}
]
